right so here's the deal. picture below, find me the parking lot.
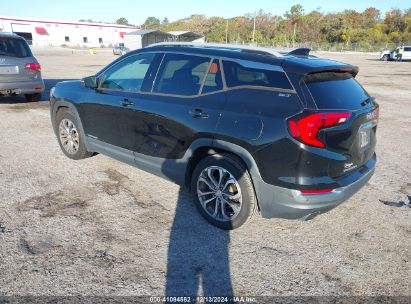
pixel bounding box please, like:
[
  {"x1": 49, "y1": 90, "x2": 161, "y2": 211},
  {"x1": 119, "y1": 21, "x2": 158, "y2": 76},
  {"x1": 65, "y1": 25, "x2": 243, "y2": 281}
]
[{"x1": 0, "y1": 48, "x2": 410, "y2": 297}]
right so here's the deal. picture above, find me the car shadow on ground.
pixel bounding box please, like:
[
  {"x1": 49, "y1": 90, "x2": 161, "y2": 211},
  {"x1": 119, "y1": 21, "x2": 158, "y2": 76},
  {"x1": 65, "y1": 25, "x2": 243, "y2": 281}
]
[
  {"x1": 0, "y1": 79, "x2": 74, "y2": 104},
  {"x1": 165, "y1": 189, "x2": 234, "y2": 300}
]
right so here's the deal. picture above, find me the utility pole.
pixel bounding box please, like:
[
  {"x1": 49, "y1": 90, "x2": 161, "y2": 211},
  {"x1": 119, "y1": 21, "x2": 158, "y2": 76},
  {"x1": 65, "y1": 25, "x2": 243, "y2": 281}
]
[
  {"x1": 252, "y1": 13, "x2": 256, "y2": 44},
  {"x1": 225, "y1": 19, "x2": 229, "y2": 44},
  {"x1": 292, "y1": 23, "x2": 297, "y2": 48}
]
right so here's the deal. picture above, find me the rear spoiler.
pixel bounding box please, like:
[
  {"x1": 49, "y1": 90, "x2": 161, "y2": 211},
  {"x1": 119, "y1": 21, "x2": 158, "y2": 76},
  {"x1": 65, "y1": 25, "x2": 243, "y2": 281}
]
[
  {"x1": 306, "y1": 66, "x2": 359, "y2": 77},
  {"x1": 288, "y1": 48, "x2": 311, "y2": 56}
]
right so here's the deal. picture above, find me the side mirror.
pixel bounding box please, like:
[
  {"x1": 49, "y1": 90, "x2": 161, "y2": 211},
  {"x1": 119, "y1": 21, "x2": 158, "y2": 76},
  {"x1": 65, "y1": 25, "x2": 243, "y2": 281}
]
[{"x1": 82, "y1": 75, "x2": 98, "y2": 88}]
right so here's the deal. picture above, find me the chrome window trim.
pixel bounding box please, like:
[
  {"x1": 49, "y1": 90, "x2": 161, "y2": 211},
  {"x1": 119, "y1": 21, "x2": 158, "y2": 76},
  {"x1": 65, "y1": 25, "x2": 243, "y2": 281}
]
[
  {"x1": 100, "y1": 85, "x2": 295, "y2": 99},
  {"x1": 198, "y1": 58, "x2": 214, "y2": 95},
  {"x1": 150, "y1": 53, "x2": 165, "y2": 93},
  {"x1": 219, "y1": 58, "x2": 228, "y2": 90},
  {"x1": 97, "y1": 50, "x2": 296, "y2": 97}
]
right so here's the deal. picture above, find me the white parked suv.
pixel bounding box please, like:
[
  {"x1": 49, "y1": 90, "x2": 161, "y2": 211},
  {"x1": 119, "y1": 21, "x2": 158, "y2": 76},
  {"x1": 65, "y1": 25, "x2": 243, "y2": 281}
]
[{"x1": 380, "y1": 46, "x2": 411, "y2": 61}]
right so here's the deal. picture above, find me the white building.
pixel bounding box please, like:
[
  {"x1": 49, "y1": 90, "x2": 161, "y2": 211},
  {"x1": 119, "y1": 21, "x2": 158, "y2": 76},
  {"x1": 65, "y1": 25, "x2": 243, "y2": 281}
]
[
  {"x1": 0, "y1": 16, "x2": 138, "y2": 47},
  {"x1": 124, "y1": 30, "x2": 205, "y2": 50},
  {"x1": 168, "y1": 31, "x2": 205, "y2": 43}
]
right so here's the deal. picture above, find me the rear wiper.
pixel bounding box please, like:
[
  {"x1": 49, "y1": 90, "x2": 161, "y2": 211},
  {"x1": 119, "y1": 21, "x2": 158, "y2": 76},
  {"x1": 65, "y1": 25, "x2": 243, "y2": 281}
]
[{"x1": 361, "y1": 96, "x2": 375, "y2": 106}]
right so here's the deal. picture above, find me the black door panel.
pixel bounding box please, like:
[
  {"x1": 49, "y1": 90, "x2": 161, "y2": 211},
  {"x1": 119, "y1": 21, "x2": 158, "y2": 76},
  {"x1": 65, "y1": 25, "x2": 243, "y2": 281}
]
[
  {"x1": 78, "y1": 52, "x2": 159, "y2": 148},
  {"x1": 127, "y1": 92, "x2": 226, "y2": 159}
]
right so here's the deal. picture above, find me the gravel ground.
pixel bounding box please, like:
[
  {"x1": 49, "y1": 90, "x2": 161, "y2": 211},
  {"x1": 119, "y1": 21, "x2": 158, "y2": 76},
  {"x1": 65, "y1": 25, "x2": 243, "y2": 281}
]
[{"x1": 0, "y1": 48, "x2": 410, "y2": 299}]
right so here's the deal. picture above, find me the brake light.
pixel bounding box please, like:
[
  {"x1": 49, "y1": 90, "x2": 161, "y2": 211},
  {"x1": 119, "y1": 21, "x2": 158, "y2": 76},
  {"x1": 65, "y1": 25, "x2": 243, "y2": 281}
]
[
  {"x1": 288, "y1": 112, "x2": 350, "y2": 148},
  {"x1": 25, "y1": 62, "x2": 41, "y2": 71},
  {"x1": 301, "y1": 189, "x2": 334, "y2": 195}
]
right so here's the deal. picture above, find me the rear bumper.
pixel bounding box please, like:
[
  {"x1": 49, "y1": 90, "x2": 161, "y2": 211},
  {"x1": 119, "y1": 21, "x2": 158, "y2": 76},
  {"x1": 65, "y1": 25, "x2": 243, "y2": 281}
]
[
  {"x1": 0, "y1": 79, "x2": 45, "y2": 95},
  {"x1": 253, "y1": 156, "x2": 376, "y2": 220}
]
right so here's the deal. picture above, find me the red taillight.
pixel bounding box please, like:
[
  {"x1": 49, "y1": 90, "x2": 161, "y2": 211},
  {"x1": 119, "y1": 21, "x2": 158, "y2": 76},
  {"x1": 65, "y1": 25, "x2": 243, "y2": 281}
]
[
  {"x1": 288, "y1": 112, "x2": 350, "y2": 148},
  {"x1": 301, "y1": 189, "x2": 334, "y2": 195},
  {"x1": 25, "y1": 62, "x2": 41, "y2": 71}
]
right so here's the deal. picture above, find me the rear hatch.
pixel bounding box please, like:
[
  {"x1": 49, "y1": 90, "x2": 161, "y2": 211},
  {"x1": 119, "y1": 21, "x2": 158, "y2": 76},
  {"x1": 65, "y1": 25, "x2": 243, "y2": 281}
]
[
  {"x1": 0, "y1": 36, "x2": 38, "y2": 83},
  {"x1": 304, "y1": 71, "x2": 378, "y2": 178}
]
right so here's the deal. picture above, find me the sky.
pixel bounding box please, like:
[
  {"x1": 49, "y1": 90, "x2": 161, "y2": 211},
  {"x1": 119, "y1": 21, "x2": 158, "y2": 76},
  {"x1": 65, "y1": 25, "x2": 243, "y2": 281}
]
[{"x1": 0, "y1": 0, "x2": 410, "y2": 25}]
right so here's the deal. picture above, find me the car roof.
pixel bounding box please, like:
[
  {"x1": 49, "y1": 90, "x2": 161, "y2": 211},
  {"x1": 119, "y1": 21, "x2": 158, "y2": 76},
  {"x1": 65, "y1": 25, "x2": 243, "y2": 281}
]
[
  {"x1": 148, "y1": 42, "x2": 286, "y2": 57},
  {"x1": 0, "y1": 32, "x2": 24, "y2": 39},
  {"x1": 134, "y1": 42, "x2": 358, "y2": 76}
]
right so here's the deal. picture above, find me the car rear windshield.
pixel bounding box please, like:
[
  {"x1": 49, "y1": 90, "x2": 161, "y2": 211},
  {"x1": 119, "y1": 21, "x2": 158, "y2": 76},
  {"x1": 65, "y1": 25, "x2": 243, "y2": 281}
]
[
  {"x1": 304, "y1": 72, "x2": 369, "y2": 110},
  {"x1": 0, "y1": 37, "x2": 32, "y2": 58}
]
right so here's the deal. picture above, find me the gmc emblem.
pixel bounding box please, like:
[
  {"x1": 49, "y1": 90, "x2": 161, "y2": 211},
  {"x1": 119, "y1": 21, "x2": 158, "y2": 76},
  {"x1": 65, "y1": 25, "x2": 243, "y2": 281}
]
[{"x1": 366, "y1": 109, "x2": 379, "y2": 121}]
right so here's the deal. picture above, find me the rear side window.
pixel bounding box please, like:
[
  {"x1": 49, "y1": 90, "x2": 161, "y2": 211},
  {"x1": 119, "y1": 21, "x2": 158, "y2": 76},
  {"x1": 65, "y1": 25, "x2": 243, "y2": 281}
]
[
  {"x1": 305, "y1": 72, "x2": 369, "y2": 110},
  {"x1": 404, "y1": 47, "x2": 411, "y2": 52},
  {"x1": 223, "y1": 60, "x2": 293, "y2": 90},
  {"x1": 153, "y1": 53, "x2": 211, "y2": 96},
  {"x1": 0, "y1": 37, "x2": 32, "y2": 58}
]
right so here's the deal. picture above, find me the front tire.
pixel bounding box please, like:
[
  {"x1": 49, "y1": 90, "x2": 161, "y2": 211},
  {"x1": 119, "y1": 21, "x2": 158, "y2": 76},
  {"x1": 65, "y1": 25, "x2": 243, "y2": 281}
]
[
  {"x1": 55, "y1": 109, "x2": 93, "y2": 160},
  {"x1": 191, "y1": 154, "x2": 256, "y2": 230},
  {"x1": 25, "y1": 93, "x2": 42, "y2": 102}
]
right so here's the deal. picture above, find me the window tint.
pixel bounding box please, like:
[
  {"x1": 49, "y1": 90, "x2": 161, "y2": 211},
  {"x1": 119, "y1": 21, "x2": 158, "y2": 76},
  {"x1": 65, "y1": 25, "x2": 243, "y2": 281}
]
[
  {"x1": 305, "y1": 72, "x2": 370, "y2": 110},
  {"x1": 0, "y1": 38, "x2": 32, "y2": 58},
  {"x1": 153, "y1": 53, "x2": 210, "y2": 96},
  {"x1": 223, "y1": 60, "x2": 293, "y2": 90},
  {"x1": 404, "y1": 47, "x2": 411, "y2": 52},
  {"x1": 201, "y1": 59, "x2": 223, "y2": 94},
  {"x1": 100, "y1": 53, "x2": 155, "y2": 92}
]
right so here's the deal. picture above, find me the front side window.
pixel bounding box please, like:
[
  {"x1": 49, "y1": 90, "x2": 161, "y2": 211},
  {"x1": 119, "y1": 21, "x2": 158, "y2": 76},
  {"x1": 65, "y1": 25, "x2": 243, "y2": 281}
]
[
  {"x1": 100, "y1": 53, "x2": 155, "y2": 92},
  {"x1": 153, "y1": 53, "x2": 211, "y2": 96},
  {"x1": 223, "y1": 60, "x2": 293, "y2": 90}
]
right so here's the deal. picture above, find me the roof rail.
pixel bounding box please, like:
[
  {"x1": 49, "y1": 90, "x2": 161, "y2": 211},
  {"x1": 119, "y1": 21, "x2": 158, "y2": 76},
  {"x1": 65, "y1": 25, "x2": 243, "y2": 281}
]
[
  {"x1": 287, "y1": 48, "x2": 311, "y2": 56},
  {"x1": 0, "y1": 32, "x2": 20, "y2": 36},
  {"x1": 146, "y1": 42, "x2": 284, "y2": 57}
]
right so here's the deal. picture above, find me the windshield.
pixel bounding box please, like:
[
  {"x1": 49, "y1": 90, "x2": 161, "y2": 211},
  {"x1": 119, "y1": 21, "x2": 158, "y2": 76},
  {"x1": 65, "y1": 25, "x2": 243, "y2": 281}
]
[{"x1": 0, "y1": 37, "x2": 32, "y2": 58}]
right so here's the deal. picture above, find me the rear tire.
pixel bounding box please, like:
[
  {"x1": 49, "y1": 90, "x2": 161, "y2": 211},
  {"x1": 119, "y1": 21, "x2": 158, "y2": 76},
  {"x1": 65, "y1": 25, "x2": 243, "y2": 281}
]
[
  {"x1": 55, "y1": 109, "x2": 93, "y2": 160},
  {"x1": 191, "y1": 153, "x2": 256, "y2": 230},
  {"x1": 25, "y1": 93, "x2": 42, "y2": 102}
]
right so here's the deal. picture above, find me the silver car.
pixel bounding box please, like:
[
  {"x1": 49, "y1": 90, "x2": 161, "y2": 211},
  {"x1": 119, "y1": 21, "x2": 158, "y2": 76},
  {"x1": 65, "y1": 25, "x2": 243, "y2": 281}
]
[
  {"x1": 0, "y1": 33, "x2": 45, "y2": 102},
  {"x1": 112, "y1": 45, "x2": 129, "y2": 56}
]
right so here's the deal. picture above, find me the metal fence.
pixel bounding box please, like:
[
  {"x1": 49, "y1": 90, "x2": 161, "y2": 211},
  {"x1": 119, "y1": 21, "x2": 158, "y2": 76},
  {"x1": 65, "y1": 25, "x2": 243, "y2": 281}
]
[{"x1": 225, "y1": 41, "x2": 411, "y2": 52}]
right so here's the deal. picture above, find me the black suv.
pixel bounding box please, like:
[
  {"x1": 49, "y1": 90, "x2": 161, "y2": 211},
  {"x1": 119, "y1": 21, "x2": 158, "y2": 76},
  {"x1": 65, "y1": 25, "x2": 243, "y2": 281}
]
[{"x1": 50, "y1": 43, "x2": 378, "y2": 229}]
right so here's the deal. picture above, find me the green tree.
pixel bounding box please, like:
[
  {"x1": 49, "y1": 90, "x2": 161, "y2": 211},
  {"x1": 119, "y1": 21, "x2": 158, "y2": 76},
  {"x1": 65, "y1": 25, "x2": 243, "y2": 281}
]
[
  {"x1": 143, "y1": 17, "x2": 161, "y2": 29},
  {"x1": 284, "y1": 4, "x2": 305, "y2": 45},
  {"x1": 153, "y1": 4, "x2": 411, "y2": 48},
  {"x1": 116, "y1": 17, "x2": 129, "y2": 25},
  {"x1": 361, "y1": 7, "x2": 381, "y2": 28},
  {"x1": 284, "y1": 4, "x2": 304, "y2": 20}
]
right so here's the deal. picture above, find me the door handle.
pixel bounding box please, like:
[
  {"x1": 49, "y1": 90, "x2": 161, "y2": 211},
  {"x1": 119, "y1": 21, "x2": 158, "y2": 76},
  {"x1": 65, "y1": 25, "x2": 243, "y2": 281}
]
[
  {"x1": 121, "y1": 99, "x2": 134, "y2": 107},
  {"x1": 189, "y1": 108, "x2": 209, "y2": 119}
]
